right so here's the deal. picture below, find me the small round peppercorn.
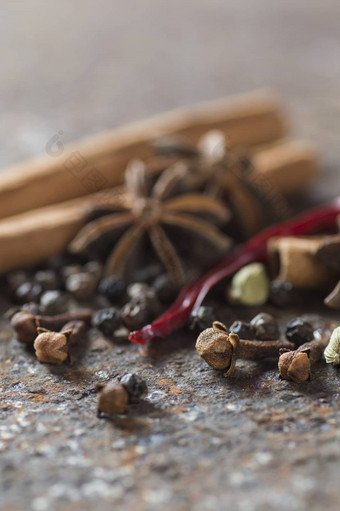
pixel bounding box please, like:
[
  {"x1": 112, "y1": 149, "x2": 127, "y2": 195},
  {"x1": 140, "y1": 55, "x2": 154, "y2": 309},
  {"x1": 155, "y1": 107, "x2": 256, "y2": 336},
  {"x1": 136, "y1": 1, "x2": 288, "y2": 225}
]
[
  {"x1": 15, "y1": 282, "x2": 43, "y2": 304},
  {"x1": 98, "y1": 276, "x2": 126, "y2": 303},
  {"x1": 34, "y1": 270, "x2": 60, "y2": 291},
  {"x1": 153, "y1": 274, "x2": 179, "y2": 304},
  {"x1": 120, "y1": 300, "x2": 149, "y2": 331},
  {"x1": 134, "y1": 263, "x2": 163, "y2": 284},
  {"x1": 269, "y1": 280, "x2": 301, "y2": 308},
  {"x1": 6, "y1": 271, "x2": 31, "y2": 293},
  {"x1": 21, "y1": 302, "x2": 43, "y2": 315},
  {"x1": 229, "y1": 320, "x2": 255, "y2": 340},
  {"x1": 189, "y1": 306, "x2": 216, "y2": 332},
  {"x1": 250, "y1": 312, "x2": 279, "y2": 340},
  {"x1": 92, "y1": 308, "x2": 121, "y2": 337},
  {"x1": 285, "y1": 317, "x2": 314, "y2": 347},
  {"x1": 65, "y1": 272, "x2": 99, "y2": 300},
  {"x1": 127, "y1": 283, "x2": 157, "y2": 301},
  {"x1": 96, "y1": 383, "x2": 129, "y2": 415},
  {"x1": 85, "y1": 261, "x2": 102, "y2": 279},
  {"x1": 40, "y1": 290, "x2": 71, "y2": 315},
  {"x1": 61, "y1": 265, "x2": 83, "y2": 282},
  {"x1": 120, "y1": 373, "x2": 148, "y2": 402}
]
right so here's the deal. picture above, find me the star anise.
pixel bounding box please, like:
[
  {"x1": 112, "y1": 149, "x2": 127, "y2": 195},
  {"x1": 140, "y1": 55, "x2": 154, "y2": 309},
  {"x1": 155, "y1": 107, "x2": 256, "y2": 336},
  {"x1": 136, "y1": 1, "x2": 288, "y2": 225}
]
[
  {"x1": 69, "y1": 160, "x2": 231, "y2": 285},
  {"x1": 152, "y1": 131, "x2": 291, "y2": 236}
]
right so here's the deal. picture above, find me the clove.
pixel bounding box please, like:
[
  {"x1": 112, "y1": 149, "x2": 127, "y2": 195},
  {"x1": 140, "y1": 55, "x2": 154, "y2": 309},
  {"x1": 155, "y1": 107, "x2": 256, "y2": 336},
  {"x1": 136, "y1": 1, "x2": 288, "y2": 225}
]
[
  {"x1": 278, "y1": 330, "x2": 330, "y2": 382},
  {"x1": 11, "y1": 310, "x2": 92, "y2": 344},
  {"x1": 34, "y1": 327, "x2": 73, "y2": 364},
  {"x1": 196, "y1": 321, "x2": 294, "y2": 375}
]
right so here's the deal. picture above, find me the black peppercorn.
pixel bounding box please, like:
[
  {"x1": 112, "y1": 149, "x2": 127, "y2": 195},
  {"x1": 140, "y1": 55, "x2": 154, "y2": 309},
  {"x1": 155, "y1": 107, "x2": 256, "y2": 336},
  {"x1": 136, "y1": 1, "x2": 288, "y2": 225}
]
[
  {"x1": 229, "y1": 320, "x2": 255, "y2": 340},
  {"x1": 6, "y1": 271, "x2": 31, "y2": 293},
  {"x1": 250, "y1": 312, "x2": 279, "y2": 340},
  {"x1": 15, "y1": 282, "x2": 43, "y2": 304},
  {"x1": 120, "y1": 373, "x2": 148, "y2": 402},
  {"x1": 98, "y1": 276, "x2": 126, "y2": 303},
  {"x1": 153, "y1": 274, "x2": 179, "y2": 304},
  {"x1": 120, "y1": 300, "x2": 149, "y2": 331},
  {"x1": 269, "y1": 280, "x2": 301, "y2": 308},
  {"x1": 34, "y1": 270, "x2": 60, "y2": 291},
  {"x1": 40, "y1": 290, "x2": 71, "y2": 315},
  {"x1": 285, "y1": 317, "x2": 314, "y2": 348},
  {"x1": 65, "y1": 272, "x2": 99, "y2": 300},
  {"x1": 92, "y1": 307, "x2": 121, "y2": 337},
  {"x1": 21, "y1": 302, "x2": 43, "y2": 315},
  {"x1": 127, "y1": 283, "x2": 157, "y2": 301},
  {"x1": 189, "y1": 306, "x2": 215, "y2": 332}
]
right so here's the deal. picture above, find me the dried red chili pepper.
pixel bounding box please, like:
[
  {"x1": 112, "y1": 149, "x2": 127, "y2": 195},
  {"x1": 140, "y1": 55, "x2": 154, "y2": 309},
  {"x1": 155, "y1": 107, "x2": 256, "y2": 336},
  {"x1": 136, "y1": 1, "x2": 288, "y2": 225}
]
[{"x1": 129, "y1": 199, "x2": 340, "y2": 345}]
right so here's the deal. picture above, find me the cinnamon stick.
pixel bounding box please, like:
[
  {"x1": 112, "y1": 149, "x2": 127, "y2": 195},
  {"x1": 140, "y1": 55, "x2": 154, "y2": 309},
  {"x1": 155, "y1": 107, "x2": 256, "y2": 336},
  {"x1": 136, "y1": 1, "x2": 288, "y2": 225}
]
[
  {"x1": 268, "y1": 235, "x2": 338, "y2": 289},
  {"x1": 253, "y1": 140, "x2": 318, "y2": 196},
  {"x1": 0, "y1": 90, "x2": 286, "y2": 220},
  {"x1": 0, "y1": 140, "x2": 317, "y2": 274}
]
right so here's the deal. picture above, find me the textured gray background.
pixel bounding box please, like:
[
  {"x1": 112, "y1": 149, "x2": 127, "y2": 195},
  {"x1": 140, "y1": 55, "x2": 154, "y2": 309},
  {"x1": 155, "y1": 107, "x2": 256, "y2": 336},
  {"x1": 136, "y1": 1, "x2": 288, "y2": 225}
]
[{"x1": 1, "y1": 2, "x2": 340, "y2": 511}]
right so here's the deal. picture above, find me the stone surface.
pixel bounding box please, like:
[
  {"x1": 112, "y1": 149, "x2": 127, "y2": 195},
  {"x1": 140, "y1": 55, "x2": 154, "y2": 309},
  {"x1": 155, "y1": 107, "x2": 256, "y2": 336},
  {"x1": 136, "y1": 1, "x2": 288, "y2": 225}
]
[{"x1": 1, "y1": 2, "x2": 340, "y2": 510}]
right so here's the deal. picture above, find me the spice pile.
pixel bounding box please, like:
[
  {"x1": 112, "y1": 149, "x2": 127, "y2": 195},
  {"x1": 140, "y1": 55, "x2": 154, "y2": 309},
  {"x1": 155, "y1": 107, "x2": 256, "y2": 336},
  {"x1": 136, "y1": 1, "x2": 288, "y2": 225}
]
[
  {"x1": 195, "y1": 314, "x2": 337, "y2": 383},
  {"x1": 1, "y1": 91, "x2": 340, "y2": 417}
]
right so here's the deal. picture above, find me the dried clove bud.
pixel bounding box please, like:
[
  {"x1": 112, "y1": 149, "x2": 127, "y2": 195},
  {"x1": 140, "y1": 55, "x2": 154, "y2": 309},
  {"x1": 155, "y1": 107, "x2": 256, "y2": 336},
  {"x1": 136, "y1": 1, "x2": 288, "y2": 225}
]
[
  {"x1": 10, "y1": 310, "x2": 92, "y2": 344},
  {"x1": 285, "y1": 317, "x2": 314, "y2": 347},
  {"x1": 61, "y1": 320, "x2": 87, "y2": 345},
  {"x1": 33, "y1": 327, "x2": 73, "y2": 364},
  {"x1": 96, "y1": 383, "x2": 129, "y2": 416},
  {"x1": 250, "y1": 312, "x2": 279, "y2": 340},
  {"x1": 228, "y1": 262, "x2": 270, "y2": 306},
  {"x1": 11, "y1": 311, "x2": 37, "y2": 344},
  {"x1": 195, "y1": 321, "x2": 239, "y2": 374},
  {"x1": 324, "y1": 326, "x2": 340, "y2": 365},
  {"x1": 278, "y1": 350, "x2": 311, "y2": 383},
  {"x1": 278, "y1": 330, "x2": 329, "y2": 382},
  {"x1": 196, "y1": 321, "x2": 293, "y2": 375},
  {"x1": 120, "y1": 373, "x2": 148, "y2": 402}
]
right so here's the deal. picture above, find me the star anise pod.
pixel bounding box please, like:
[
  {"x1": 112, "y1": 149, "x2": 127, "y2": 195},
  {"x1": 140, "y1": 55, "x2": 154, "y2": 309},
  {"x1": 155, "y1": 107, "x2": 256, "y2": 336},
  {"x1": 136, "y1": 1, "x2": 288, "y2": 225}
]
[
  {"x1": 152, "y1": 130, "x2": 291, "y2": 236},
  {"x1": 69, "y1": 160, "x2": 231, "y2": 285}
]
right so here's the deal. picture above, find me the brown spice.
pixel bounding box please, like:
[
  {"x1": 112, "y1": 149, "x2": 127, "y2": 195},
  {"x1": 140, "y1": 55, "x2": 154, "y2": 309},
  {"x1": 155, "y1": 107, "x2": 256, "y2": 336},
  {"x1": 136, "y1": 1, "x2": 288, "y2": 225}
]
[
  {"x1": 268, "y1": 236, "x2": 337, "y2": 289},
  {"x1": 33, "y1": 327, "x2": 73, "y2": 364},
  {"x1": 196, "y1": 321, "x2": 294, "y2": 375},
  {"x1": 278, "y1": 331, "x2": 330, "y2": 383},
  {"x1": 96, "y1": 383, "x2": 129, "y2": 416},
  {"x1": 11, "y1": 310, "x2": 92, "y2": 345},
  {"x1": 195, "y1": 321, "x2": 239, "y2": 374}
]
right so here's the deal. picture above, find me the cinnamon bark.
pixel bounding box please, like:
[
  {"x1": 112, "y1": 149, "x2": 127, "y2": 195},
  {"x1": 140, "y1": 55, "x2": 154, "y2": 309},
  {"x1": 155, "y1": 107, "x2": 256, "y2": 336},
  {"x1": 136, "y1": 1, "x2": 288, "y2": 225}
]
[
  {"x1": 268, "y1": 235, "x2": 337, "y2": 289},
  {"x1": 0, "y1": 90, "x2": 286, "y2": 219}
]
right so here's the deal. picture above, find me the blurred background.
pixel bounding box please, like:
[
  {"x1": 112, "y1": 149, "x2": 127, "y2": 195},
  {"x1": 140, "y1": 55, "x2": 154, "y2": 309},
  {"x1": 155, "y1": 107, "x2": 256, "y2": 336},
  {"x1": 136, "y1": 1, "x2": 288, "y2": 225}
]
[{"x1": 1, "y1": 0, "x2": 340, "y2": 200}]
